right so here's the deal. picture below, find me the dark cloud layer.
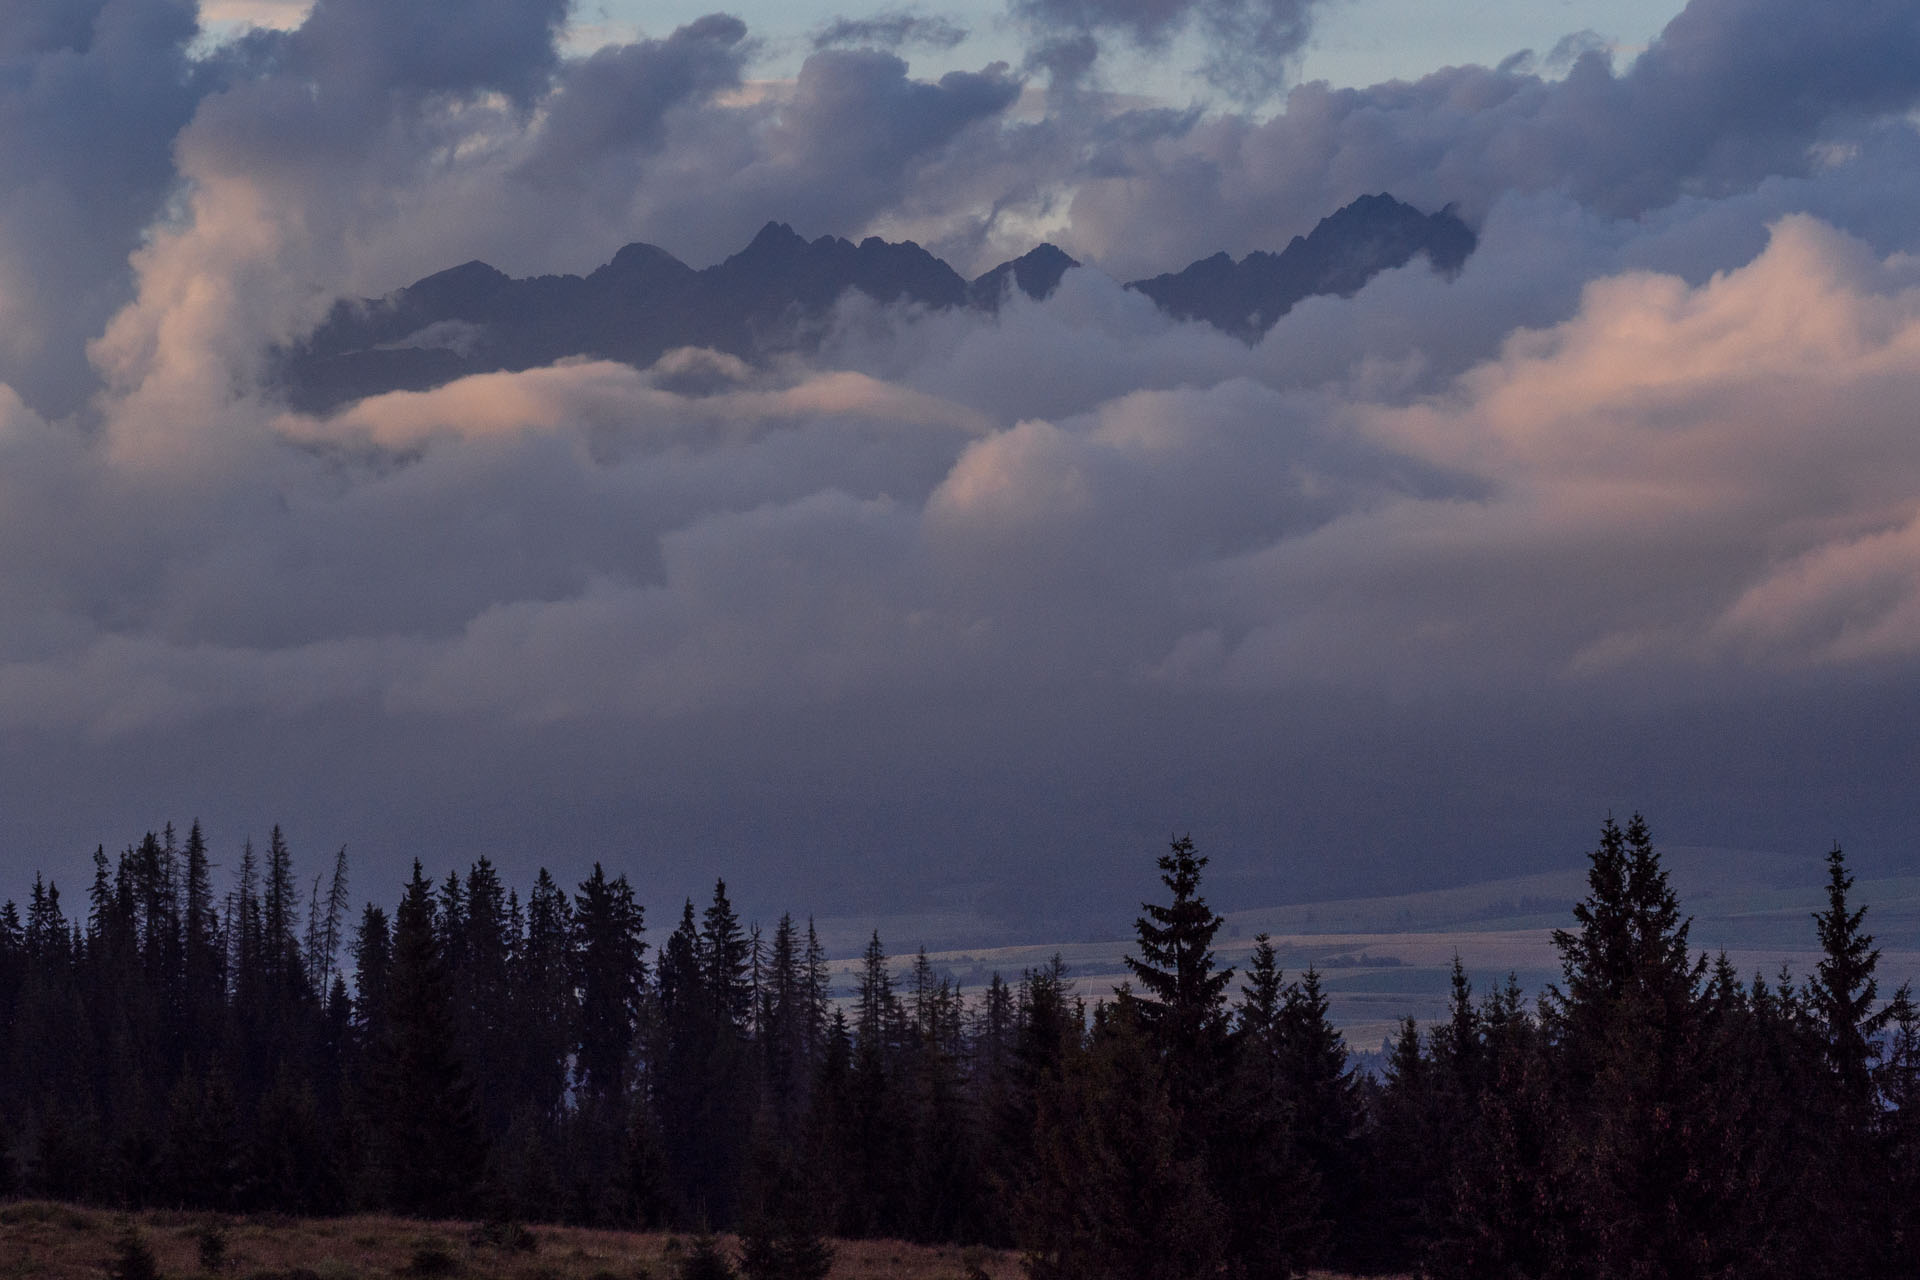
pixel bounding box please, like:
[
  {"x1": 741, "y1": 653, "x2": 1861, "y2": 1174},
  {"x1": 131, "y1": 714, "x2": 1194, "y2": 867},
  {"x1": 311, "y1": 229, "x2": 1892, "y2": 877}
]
[
  {"x1": 814, "y1": 10, "x2": 970, "y2": 52},
  {"x1": 515, "y1": 15, "x2": 750, "y2": 190},
  {"x1": 2, "y1": 0, "x2": 1920, "y2": 932},
  {"x1": 287, "y1": 0, "x2": 570, "y2": 103},
  {"x1": 1010, "y1": 0, "x2": 1320, "y2": 100}
]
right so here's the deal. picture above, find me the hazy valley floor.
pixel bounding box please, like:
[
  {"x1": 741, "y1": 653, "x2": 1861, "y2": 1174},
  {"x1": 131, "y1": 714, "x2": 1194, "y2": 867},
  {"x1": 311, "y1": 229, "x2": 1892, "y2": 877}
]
[{"x1": 817, "y1": 846, "x2": 1920, "y2": 1052}]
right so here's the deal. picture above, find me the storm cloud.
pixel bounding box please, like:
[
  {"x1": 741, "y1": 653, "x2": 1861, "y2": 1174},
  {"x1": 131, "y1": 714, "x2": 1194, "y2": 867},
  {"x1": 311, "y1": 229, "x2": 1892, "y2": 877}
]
[{"x1": 1, "y1": 0, "x2": 1920, "y2": 926}]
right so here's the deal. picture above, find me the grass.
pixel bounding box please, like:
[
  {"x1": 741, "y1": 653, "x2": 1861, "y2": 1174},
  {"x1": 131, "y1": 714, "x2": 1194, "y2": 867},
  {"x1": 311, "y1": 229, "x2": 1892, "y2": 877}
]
[
  {"x1": 0, "y1": 1202, "x2": 1033, "y2": 1280},
  {"x1": 0, "y1": 1201, "x2": 1398, "y2": 1280}
]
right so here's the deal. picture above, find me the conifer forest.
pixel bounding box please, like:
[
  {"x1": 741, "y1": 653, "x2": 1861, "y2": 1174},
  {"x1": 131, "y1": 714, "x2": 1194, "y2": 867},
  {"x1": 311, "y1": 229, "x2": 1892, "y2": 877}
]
[{"x1": 0, "y1": 816, "x2": 1915, "y2": 1279}]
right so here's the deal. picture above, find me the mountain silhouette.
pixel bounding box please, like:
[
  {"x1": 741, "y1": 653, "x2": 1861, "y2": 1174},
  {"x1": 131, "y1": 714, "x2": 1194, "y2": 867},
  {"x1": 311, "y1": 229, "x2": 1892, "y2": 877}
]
[
  {"x1": 276, "y1": 194, "x2": 1472, "y2": 413},
  {"x1": 1126, "y1": 192, "x2": 1477, "y2": 337}
]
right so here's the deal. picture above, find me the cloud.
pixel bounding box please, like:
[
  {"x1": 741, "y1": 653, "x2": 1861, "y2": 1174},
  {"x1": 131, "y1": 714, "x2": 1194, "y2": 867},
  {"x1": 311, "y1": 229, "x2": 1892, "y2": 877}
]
[
  {"x1": 197, "y1": 1, "x2": 311, "y2": 31},
  {"x1": 9, "y1": 0, "x2": 1920, "y2": 912},
  {"x1": 0, "y1": 0, "x2": 207, "y2": 415},
  {"x1": 813, "y1": 10, "x2": 969, "y2": 52},
  {"x1": 1052, "y1": 0, "x2": 1920, "y2": 277},
  {"x1": 1009, "y1": 0, "x2": 1320, "y2": 101},
  {"x1": 1182, "y1": 216, "x2": 1920, "y2": 689},
  {"x1": 512, "y1": 15, "x2": 750, "y2": 191},
  {"x1": 276, "y1": 358, "x2": 996, "y2": 450},
  {"x1": 285, "y1": 0, "x2": 570, "y2": 105}
]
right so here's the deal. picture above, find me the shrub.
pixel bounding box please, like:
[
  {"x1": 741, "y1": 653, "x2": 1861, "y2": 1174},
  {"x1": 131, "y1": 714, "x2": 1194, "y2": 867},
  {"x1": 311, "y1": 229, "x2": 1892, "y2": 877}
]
[
  {"x1": 108, "y1": 1227, "x2": 162, "y2": 1280},
  {"x1": 470, "y1": 1220, "x2": 538, "y2": 1254},
  {"x1": 195, "y1": 1221, "x2": 230, "y2": 1272},
  {"x1": 405, "y1": 1242, "x2": 460, "y2": 1277},
  {"x1": 673, "y1": 1235, "x2": 736, "y2": 1280}
]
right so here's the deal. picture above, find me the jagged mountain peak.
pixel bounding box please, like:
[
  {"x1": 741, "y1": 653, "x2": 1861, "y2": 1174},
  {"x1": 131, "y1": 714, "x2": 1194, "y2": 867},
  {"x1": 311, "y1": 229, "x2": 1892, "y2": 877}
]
[
  {"x1": 1127, "y1": 192, "x2": 1476, "y2": 337},
  {"x1": 968, "y1": 242, "x2": 1081, "y2": 310},
  {"x1": 276, "y1": 195, "x2": 1476, "y2": 413}
]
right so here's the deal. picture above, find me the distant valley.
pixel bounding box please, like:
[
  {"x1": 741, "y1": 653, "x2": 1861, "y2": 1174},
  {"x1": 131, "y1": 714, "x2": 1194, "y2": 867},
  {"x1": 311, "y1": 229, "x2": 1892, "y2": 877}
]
[{"x1": 812, "y1": 846, "x2": 1920, "y2": 1054}]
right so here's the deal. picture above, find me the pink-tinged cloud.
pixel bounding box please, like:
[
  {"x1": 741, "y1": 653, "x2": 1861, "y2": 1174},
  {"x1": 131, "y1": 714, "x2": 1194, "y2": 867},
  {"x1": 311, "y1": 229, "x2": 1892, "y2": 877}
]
[
  {"x1": 277, "y1": 360, "x2": 997, "y2": 449},
  {"x1": 5, "y1": 0, "x2": 1920, "y2": 907}
]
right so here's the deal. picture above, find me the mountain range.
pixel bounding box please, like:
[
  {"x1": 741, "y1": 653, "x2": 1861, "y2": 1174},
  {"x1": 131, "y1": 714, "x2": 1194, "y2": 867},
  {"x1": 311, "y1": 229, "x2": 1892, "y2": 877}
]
[{"x1": 276, "y1": 193, "x2": 1475, "y2": 413}]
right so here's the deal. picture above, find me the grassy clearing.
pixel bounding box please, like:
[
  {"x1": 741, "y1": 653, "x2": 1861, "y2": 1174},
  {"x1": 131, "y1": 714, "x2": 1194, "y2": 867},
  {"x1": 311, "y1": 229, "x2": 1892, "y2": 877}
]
[
  {"x1": 0, "y1": 1201, "x2": 1398, "y2": 1280},
  {"x1": 0, "y1": 1201, "x2": 1031, "y2": 1280}
]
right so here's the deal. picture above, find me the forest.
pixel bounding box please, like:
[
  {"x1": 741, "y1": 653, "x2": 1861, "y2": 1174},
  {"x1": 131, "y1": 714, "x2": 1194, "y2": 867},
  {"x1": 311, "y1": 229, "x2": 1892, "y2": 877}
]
[{"x1": 0, "y1": 815, "x2": 1915, "y2": 1279}]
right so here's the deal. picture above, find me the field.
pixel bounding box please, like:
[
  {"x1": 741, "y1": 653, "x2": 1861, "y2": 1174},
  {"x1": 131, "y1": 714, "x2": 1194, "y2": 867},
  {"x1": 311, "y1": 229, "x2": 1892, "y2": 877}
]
[
  {"x1": 0, "y1": 1203, "x2": 1392, "y2": 1280},
  {"x1": 0, "y1": 1202, "x2": 1023, "y2": 1280}
]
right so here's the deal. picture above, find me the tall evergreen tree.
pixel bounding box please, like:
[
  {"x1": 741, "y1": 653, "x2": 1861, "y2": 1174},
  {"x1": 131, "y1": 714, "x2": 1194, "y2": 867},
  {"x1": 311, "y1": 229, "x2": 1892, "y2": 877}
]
[
  {"x1": 180, "y1": 821, "x2": 222, "y2": 1031},
  {"x1": 458, "y1": 857, "x2": 516, "y2": 1134},
  {"x1": 1807, "y1": 844, "x2": 1893, "y2": 1115},
  {"x1": 516, "y1": 870, "x2": 576, "y2": 1121},
  {"x1": 1021, "y1": 994, "x2": 1225, "y2": 1280},
  {"x1": 1546, "y1": 814, "x2": 1711, "y2": 1279},
  {"x1": 1124, "y1": 835, "x2": 1232, "y2": 1110},
  {"x1": 574, "y1": 863, "x2": 647, "y2": 1101},
  {"x1": 1220, "y1": 935, "x2": 1322, "y2": 1278},
  {"x1": 370, "y1": 862, "x2": 485, "y2": 1216},
  {"x1": 701, "y1": 879, "x2": 752, "y2": 1031},
  {"x1": 261, "y1": 826, "x2": 304, "y2": 1002}
]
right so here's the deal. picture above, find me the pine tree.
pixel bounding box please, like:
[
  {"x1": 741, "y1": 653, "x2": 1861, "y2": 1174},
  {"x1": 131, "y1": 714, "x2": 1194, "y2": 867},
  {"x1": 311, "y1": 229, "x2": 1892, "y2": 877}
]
[
  {"x1": 1277, "y1": 966, "x2": 1365, "y2": 1267},
  {"x1": 844, "y1": 931, "x2": 904, "y2": 1235},
  {"x1": 676, "y1": 1232, "x2": 739, "y2": 1280},
  {"x1": 516, "y1": 869, "x2": 576, "y2": 1120},
  {"x1": 740, "y1": 1127, "x2": 835, "y2": 1280},
  {"x1": 303, "y1": 845, "x2": 350, "y2": 996},
  {"x1": 761, "y1": 913, "x2": 810, "y2": 1125},
  {"x1": 1220, "y1": 935, "x2": 1322, "y2": 1278},
  {"x1": 1879, "y1": 989, "x2": 1920, "y2": 1265},
  {"x1": 163, "y1": 1063, "x2": 241, "y2": 1209},
  {"x1": 573, "y1": 863, "x2": 647, "y2": 1101},
  {"x1": 350, "y1": 904, "x2": 392, "y2": 1048},
  {"x1": 180, "y1": 821, "x2": 223, "y2": 1031},
  {"x1": 262, "y1": 825, "x2": 305, "y2": 1002},
  {"x1": 1545, "y1": 814, "x2": 1711, "y2": 1279},
  {"x1": 1807, "y1": 844, "x2": 1893, "y2": 1116},
  {"x1": 372, "y1": 861, "x2": 485, "y2": 1216},
  {"x1": 803, "y1": 918, "x2": 831, "y2": 1067},
  {"x1": 1021, "y1": 994, "x2": 1225, "y2": 1280},
  {"x1": 458, "y1": 857, "x2": 515, "y2": 1133},
  {"x1": 1428, "y1": 975, "x2": 1562, "y2": 1280},
  {"x1": 700, "y1": 879, "x2": 752, "y2": 1032},
  {"x1": 1801, "y1": 844, "x2": 1901, "y2": 1275},
  {"x1": 1124, "y1": 835, "x2": 1232, "y2": 1109}
]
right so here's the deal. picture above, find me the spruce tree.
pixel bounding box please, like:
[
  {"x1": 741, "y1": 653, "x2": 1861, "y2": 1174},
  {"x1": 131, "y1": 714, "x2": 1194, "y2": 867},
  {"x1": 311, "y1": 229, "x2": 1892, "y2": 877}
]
[
  {"x1": 740, "y1": 1129, "x2": 835, "y2": 1280},
  {"x1": 1545, "y1": 815, "x2": 1711, "y2": 1279},
  {"x1": 516, "y1": 869, "x2": 576, "y2": 1119},
  {"x1": 1222, "y1": 935, "x2": 1322, "y2": 1278},
  {"x1": 372, "y1": 861, "x2": 485, "y2": 1216},
  {"x1": 1807, "y1": 844, "x2": 1893, "y2": 1116},
  {"x1": 1124, "y1": 835, "x2": 1233, "y2": 1112},
  {"x1": 458, "y1": 857, "x2": 515, "y2": 1133},
  {"x1": 1021, "y1": 994, "x2": 1225, "y2": 1280},
  {"x1": 847, "y1": 931, "x2": 904, "y2": 1235},
  {"x1": 573, "y1": 863, "x2": 647, "y2": 1101},
  {"x1": 180, "y1": 821, "x2": 223, "y2": 1034},
  {"x1": 1803, "y1": 844, "x2": 1900, "y2": 1274}
]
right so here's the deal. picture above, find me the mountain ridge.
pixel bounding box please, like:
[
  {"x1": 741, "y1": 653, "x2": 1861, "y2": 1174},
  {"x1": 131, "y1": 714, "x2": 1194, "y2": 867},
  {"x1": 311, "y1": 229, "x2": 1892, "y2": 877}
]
[{"x1": 277, "y1": 193, "x2": 1475, "y2": 413}]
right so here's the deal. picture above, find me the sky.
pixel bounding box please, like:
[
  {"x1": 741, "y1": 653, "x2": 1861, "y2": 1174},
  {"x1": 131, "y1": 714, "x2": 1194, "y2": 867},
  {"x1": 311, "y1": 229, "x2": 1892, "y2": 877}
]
[{"x1": 4, "y1": 0, "x2": 1920, "y2": 936}]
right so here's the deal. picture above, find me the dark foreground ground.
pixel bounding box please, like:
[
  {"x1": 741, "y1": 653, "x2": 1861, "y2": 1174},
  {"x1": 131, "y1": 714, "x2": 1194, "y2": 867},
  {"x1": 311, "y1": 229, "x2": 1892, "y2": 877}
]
[{"x1": 0, "y1": 1201, "x2": 1399, "y2": 1280}]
